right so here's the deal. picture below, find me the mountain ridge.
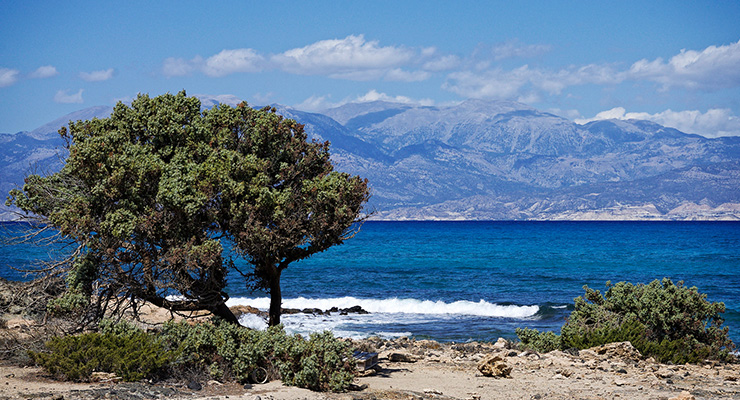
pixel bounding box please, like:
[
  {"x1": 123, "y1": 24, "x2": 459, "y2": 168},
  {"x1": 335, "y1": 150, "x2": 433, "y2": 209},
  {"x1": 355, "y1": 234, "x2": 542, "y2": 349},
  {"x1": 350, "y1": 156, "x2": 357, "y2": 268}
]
[{"x1": 2, "y1": 98, "x2": 738, "y2": 221}]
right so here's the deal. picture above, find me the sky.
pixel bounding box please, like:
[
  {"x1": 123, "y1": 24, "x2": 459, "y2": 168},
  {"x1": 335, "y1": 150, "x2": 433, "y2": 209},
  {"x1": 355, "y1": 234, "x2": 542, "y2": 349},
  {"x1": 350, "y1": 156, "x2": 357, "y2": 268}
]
[{"x1": 2, "y1": 1, "x2": 740, "y2": 137}]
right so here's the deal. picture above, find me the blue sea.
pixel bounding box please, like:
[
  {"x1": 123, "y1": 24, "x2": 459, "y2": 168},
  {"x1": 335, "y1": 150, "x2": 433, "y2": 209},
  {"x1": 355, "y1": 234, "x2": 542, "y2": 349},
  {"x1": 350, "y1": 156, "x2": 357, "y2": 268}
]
[{"x1": 2, "y1": 221, "x2": 739, "y2": 345}]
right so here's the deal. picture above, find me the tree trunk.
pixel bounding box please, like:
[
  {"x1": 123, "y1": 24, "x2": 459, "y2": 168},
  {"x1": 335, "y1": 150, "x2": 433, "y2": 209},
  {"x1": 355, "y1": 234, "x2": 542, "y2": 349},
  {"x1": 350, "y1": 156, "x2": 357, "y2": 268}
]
[
  {"x1": 212, "y1": 301, "x2": 240, "y2": 325},
  {"x1": 268, "y1": 270, "x2": 282, "y2": 326}
]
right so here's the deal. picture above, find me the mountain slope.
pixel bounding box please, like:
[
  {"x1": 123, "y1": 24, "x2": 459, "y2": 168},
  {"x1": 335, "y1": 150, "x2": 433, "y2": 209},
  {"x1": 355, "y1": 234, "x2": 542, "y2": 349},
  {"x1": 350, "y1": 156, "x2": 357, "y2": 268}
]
[
  {"x1": 2, "y1": 99, "x2": 739, "y2": 221},
  {"x1": 317, "y1": 100, "x2": 740, "y2": 220}
]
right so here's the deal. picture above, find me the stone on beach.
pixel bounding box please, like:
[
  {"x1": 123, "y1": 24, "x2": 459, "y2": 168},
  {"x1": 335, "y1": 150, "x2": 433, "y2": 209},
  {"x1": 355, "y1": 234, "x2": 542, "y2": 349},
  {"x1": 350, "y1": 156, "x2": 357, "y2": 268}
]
[{"x1": 477, "y1": 354, "x2": 512, "y2": 378}]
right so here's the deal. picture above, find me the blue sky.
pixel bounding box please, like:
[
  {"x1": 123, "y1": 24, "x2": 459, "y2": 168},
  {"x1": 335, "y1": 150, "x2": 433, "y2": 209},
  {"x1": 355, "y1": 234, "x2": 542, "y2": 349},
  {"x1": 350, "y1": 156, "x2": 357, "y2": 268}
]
[{"x1": 2, "y1": 1, "x2": 740, "y2": 137}]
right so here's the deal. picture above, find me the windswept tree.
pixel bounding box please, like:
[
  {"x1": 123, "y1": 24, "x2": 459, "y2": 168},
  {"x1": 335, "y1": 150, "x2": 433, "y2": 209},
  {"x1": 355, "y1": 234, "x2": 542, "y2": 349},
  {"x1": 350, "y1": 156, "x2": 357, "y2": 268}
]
[{"x1": 8, "y1": 91, "x2": 370, "y2": 326}]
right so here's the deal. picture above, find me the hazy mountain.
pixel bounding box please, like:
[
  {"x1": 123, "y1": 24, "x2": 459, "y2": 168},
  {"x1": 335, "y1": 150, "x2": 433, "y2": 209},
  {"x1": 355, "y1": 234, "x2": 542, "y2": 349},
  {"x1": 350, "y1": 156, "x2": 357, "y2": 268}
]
[
  {"x1": 2, "y1": 98, "x2": 739, "y2": 221},
  {"x1": 317, "y1": 100, "x2": 740, "y2": 220}
]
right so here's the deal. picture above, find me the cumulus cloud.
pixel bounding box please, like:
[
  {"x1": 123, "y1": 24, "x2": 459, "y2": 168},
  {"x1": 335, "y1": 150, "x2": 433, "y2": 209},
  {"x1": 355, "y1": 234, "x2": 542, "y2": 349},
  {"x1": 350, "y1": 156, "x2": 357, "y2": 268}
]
[
  {"x1": 628, "y1": 40, "x2": 740, "y2": 90},
  {"x1": 30, "y1": 65, "x2": 58, "y2": 79},
  {"x1": 80, "y1": 68, "x2": 114, "y2": 82},
  {"x1": 163, "y1": 49, "x2": 265, "y2": 78},
  {"x1": 202, "y1": 49, "x2": 265, "y2": 77},
  {"x1": 576, "y1": 107, "x2": 740, "y2": 138},
  {"x1": 0, "y1": 68, "x2": 20, "y2": 87},
  {"x1": 54, "y1": 89, "x2": 84, "y2": 104},
  {"x1": 273, "y1": 35, "x2": 415, "y2": 80}
]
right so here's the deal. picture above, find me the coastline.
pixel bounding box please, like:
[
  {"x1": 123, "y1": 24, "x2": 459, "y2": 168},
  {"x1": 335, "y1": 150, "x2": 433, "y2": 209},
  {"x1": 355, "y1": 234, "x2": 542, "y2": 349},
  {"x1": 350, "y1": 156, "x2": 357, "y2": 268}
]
[
  {"x1": 2, "y1": 303, "x2": 739, "y2": 400},
  {"x1": 2, "y1": 334, "x2": 739, "y2": 400}
]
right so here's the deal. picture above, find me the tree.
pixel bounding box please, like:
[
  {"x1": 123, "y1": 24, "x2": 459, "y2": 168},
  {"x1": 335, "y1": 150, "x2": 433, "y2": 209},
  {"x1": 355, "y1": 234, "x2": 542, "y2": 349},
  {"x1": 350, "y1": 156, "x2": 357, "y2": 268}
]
[{"x1": 8, "y1": 91, "x2": 370, "y2": 327}]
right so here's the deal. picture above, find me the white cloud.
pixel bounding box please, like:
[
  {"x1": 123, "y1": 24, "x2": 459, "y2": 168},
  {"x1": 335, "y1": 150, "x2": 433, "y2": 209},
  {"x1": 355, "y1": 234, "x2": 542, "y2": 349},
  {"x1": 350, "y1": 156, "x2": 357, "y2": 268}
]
[
  {"x1": 490, "y1": 40, "x2": 552, "y2": 61},
  {"x1": 162, "y1": 49, "x2": 264, "y2": 78},
  {"x1": 162, "y1": 57, "x2": 196, "y2": 77},
  {"x1": 80, "y1": 68, "x2": 114, "y2": 82},
  {"x1": 273, "y1": 35, "x2": 416, "y2": 80},
  {"x1": 422, "y1": 55, "x2": 461, "y2": 72},
  {"x1": 0, "y1": 68, "x2": 20, "y2": 87},
  {"x1": 628, "y1": 40, "x2": 740, "y2": 90},
  {"x1": 353, "y1": 89, "x2": 434, "y2": 105},
  {"x1": 202, "y1": 49, "x2": 265, "y2": 77},
  {"x1": 443, "y1": 63, "x2": 622, "y2": 100},
  {"x1": 384, "y1": 68, "x2": 431, "y2": 82},
  {"x1": 54, "y1": 89, "x2": 84, "y2": 104},
  {"x1": 576, "y1": 107, "x2": 740, "y2": 138},
  {"x1": 443, "y1": 67, "x2": 530, "y2": 99},
  {"x1": 30, "y1": 65, "x2": 58, "y2": 79}
]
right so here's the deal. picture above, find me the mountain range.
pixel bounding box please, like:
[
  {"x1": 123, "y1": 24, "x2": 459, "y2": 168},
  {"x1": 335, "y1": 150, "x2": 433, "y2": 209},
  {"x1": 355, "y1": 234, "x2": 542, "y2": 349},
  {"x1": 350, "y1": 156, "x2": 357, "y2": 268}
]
[{"x1": 2, "y1": 98, "x2": 739, "y2": 221}]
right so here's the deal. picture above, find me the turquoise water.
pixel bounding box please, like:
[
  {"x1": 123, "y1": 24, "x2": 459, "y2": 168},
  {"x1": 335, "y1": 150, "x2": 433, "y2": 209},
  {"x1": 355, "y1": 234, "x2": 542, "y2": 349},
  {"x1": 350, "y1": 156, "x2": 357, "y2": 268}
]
[{"x1": 2, "y1": 221, "x2": 739, "y2": 344}]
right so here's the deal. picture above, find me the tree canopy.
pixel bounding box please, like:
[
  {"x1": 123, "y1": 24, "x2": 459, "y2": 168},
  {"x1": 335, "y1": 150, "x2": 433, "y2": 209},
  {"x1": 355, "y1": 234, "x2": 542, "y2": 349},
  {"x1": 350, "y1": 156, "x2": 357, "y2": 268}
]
[{"x1": 8, "y1": 91, "x2": 370, "y2": 326}]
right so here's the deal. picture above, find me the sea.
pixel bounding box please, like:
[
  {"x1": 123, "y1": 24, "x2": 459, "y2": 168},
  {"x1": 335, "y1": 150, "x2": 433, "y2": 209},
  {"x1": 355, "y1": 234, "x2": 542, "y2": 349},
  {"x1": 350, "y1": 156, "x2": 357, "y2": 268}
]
[{"x1": 1, "y1": 221, "x2": 739, "y2": 345}]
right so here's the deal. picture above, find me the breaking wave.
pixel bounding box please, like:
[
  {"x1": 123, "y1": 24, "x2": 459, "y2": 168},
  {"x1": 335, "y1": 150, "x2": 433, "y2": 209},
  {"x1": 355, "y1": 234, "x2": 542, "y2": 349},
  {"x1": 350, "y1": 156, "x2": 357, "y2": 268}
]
[{"x1": 226, "y1": 296, "x2": 539, "y2": 319}]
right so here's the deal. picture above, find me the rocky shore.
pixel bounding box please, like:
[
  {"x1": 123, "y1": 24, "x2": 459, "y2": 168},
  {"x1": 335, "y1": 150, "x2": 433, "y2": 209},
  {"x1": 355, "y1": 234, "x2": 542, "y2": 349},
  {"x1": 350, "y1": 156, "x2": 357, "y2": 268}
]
[
  {"x1": 2, "y1": 327, "x2": 739, "y2": 400},
  {"x1": 1, "y1": 288, "x2": 739, "y2": 400}
]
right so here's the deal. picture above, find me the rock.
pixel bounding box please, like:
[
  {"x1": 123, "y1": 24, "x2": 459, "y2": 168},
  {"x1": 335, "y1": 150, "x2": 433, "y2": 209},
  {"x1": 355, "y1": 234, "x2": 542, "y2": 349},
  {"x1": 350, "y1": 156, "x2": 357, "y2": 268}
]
[
  {"x1": 417, "y1": 339, "x2": 442, "y2": 350},
  {"x1": 229, "y1": 305, "x2": 263, "y2": 317},
  {"x1": 477, "y1": 355, "x2": 512, "y2": 378},
  {"x1": 588, "y1": 341, "x2": 642, "y2": 362},
  {"x1": 187, "y1": 380, "x2": 202, "y2": 391},
  {"x1": 669, "y1": 391, "x2": 695, "y2": 400},
  {"x1": 492, "y1": 338, "x2": 508, "y2": 349},
  {"x1": 340, "y1": 305, "x2": 369, "y2": 314},
  {"x1": 388, "y1": 352, "x2": 418, "y2": 362},
  {"x1": 90, "y1": 372, "x2": 121, "y2": 383},
  {"x1": 555, "y1": 369, "x2": 573, "y2": 377}
]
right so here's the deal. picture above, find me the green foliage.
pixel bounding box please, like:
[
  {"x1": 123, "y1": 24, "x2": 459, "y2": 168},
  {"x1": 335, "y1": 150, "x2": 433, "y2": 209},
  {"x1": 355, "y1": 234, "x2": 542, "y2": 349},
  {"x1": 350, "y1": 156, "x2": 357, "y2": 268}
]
[
  {"x1": 7, "y1": 91, "x2": 370, "y2": 326},
  {"x1": 273, "y1": 331, "x2": 356, "y2": 392},
  {"x1": 517, "y1": 279, "x2": 735, "y2": 364},
  {"x1": 515, "y1": 327, "x2": 562, "y2": 353},
  {"x1": 46, "y1": 289, "x2": 89, "y2": 316},
  {"x1": 29, "y1": 321, "x2": 172, "y2": 382},
  {"x1": 159, "y1": 321, "x2": 355, "y2": 392}
]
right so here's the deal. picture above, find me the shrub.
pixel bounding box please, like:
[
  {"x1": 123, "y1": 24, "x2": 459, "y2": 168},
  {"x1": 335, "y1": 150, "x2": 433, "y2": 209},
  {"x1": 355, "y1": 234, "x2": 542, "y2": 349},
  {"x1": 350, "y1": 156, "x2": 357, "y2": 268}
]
[
  {"x1": 517, "y1": 279, "x2": 735, "y2": 364},
  {"x1": 273, "y1": 331, "x2": 355, "y2": 392},
  {"x1": 515, "y1": 327, "x2": 561, "y2": 353},
  {"x1": 159, "y1": 320, "x2": 355, "y2": 392},
  {"x1": 29, "y1": 320, "x2": 172, "y2": 382}
]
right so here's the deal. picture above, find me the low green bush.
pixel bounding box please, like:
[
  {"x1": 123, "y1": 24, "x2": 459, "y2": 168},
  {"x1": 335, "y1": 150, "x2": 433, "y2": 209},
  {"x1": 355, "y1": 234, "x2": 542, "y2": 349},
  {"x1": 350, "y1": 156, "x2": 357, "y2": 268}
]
[
  {"x1": 29, "y1": 320, "x2": 172, "y2": 382},
  {"x1": 31, "y1": 319, "x2": 356, "y2": 391},
  {"x1": 159, "y1": 320, "x2": 355, "y2": 392},
  {"x1": 515, "y1": 327, "x2": 561, "y2": 353},
  {"x1": 517, "y1": 278, "x2": 735, "y2": 364}
]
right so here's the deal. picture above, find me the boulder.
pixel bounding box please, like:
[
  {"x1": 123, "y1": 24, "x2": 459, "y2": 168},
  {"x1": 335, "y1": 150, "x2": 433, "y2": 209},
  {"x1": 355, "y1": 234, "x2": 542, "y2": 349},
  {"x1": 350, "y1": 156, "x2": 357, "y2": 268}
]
[
  {"x1": 477, "y1": 355, "x2": 512, "y2": 378},
  {"x1": 588, "y1": 341, "x2": 642, "y2": 362}
]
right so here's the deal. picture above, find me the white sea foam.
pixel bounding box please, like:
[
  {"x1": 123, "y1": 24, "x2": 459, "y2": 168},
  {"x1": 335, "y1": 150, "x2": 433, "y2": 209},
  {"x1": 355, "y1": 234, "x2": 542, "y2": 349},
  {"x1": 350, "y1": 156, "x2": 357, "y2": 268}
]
[
  {"x1": 226, "y1": 296, "x2": 538, "y2": 318},
  {"x1": 228, "y1": 296, "x2": 539, "y2": 340}
]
